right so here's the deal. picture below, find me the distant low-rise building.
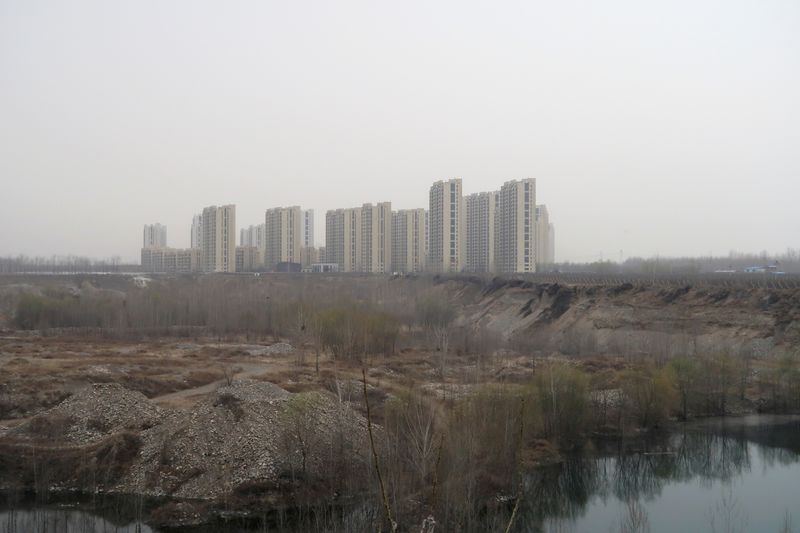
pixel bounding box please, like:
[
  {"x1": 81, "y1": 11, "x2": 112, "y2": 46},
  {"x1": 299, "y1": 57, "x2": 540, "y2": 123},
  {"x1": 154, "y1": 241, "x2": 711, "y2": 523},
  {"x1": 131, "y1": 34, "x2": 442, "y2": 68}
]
[
  {"x1": 235, "y1": 246, "x2": 264, "y2": 272},
  {"x1": 310, "y1": 262, "x2": 340, "y2": 273},
  {"x1": 141, "y1": 247, "x2": 201, "y2": 273}
]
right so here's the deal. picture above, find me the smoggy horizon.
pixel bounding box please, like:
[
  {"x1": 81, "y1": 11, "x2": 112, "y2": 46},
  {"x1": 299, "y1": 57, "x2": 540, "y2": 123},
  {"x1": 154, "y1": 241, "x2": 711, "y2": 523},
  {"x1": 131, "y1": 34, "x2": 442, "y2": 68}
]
[{"x1": 1, "y1": 1, "x2": 798, "y2": 262}]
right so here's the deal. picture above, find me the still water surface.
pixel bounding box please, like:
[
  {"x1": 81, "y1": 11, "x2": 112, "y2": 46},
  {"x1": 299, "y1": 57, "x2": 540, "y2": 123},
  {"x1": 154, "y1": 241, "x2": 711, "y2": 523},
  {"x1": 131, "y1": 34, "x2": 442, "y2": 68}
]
[
  {"x1": 1, "y1": 415, "x2": 798, "y2": 532},
  {"x1": 526, "y1": 415, "x2": 800, "y2": 533}
]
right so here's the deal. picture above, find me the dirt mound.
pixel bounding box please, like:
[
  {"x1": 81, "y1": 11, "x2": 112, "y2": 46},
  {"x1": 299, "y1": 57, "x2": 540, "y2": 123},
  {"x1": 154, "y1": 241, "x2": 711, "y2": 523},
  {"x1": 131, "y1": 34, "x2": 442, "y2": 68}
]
[
  {"x1": 120, "y1": 379, "x2": 371, "y2": 500},
  {"x1": 13, "y1": 383, "x2": 165, "y2": 444}
]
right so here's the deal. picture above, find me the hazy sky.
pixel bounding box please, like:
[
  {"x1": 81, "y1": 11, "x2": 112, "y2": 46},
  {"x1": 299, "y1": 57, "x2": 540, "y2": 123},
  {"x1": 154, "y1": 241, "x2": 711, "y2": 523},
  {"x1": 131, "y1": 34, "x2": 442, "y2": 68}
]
[{"x1": 1, "y1": 1, "x2": 798, "y2": 262}]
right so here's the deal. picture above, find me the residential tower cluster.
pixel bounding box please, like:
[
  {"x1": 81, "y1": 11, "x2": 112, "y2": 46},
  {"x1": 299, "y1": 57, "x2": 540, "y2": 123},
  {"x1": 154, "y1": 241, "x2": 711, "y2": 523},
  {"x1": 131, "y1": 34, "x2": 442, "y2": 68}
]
[{"x1": 141, "y1": 177, "x2": 555, "y2": 274}]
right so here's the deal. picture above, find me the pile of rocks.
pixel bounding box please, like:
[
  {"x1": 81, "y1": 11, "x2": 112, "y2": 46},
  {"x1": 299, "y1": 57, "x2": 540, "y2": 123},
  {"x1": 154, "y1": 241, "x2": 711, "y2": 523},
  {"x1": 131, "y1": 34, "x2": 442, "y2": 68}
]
[
  {"x1": 123, "y1": 379, "x2": 371, "y2": 499},
  {"x1": 5, "y1": 379, "x2": 374, "y2": 503},
  {"x1": 13, "y1": 383, "x2": 165, "y2": 444},
  {"x1": 249, "y1": 342, "x2": 294, "y2": 355}
]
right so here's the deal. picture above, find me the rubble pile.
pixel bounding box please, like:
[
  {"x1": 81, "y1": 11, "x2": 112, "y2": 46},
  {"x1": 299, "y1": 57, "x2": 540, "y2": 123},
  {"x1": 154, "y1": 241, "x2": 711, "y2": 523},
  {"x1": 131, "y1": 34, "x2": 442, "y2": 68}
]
[
  {"x1": 13, "y1": 383, "x2": 165, "y2": 444},
  {"x1": 125, "y1": 379, "x2": 370, "y2": 499},
  {"x1": 4, "y1": 379, "x2": 374, "y2": 502}
]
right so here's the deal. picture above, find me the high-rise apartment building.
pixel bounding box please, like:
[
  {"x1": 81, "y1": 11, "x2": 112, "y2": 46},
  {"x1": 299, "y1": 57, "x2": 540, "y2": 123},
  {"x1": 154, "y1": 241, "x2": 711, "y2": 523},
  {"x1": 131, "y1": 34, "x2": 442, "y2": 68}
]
[
  {"x1": 200, "y1": 205, "x2": 236, "y2": 273},
  {"x1": 302, "y1": 209, "x2": 315, "y2": 248},
  {"x1": 535, "y1": 205, "x2": 555, "y2": 267},
  {"x1": 391, "y1": 208, "x2": 427, "y2": 273},
  {"x1": 143, "y1": 224, "x2": 167, "y2": 249},
  {"x1": 428, "y1": 178, "x2": 465, "y2": 273},
  {"x1": 361, "y1": 202, "x2": 392, "y2": 273},
  {"x1": 496, "y1": 179, "x2": 536, "y2": 273},
  {"x1": 190, "y1": 214, "x2": 202, "y2": 249},
  {"x1": 325, "y1": 207, "x2": 362, "y2": 272},
  {"x1": 264, "y1": 206, "x2": 302, "y2": 271},
  {"x1": 240, "y1": 223, "x2": 267, "y2": 260},
  {"x1": 465, "y1": 192, "x2": 497, "y2": 273},
  {"x1": 547, "y1": 223, "x2": 555, "y2": 265}
]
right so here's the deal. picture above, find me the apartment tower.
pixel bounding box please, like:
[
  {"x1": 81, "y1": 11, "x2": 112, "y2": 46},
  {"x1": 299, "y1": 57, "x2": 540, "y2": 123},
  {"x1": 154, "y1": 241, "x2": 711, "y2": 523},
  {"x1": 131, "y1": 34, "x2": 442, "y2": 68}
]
[
  {"x1": 535, "y1": 205, "x2": 553, "y2": 268},
  {"x1": 361, "y1": 202, "x2": 392, "y2": 273},
  {"x1": 264, "y1": 206, "x2": 302, "y2": 270},
  {"x1": 391, "y1": 208, "x2": 427, "y2": 273},
  {"x1": 190, "y1": 214, "x2": 202, "y2": 249},
  {"x1": 302, "y1": 210, "x2": 315, "y2": 248},
  {"x1": 428, "y1": 178, "x2": 465, "y2": 273},
  {"x1": 465, "y1": 192, "x2": 497, "y2": 273},
  {"x1": 325, "y1": 207, "x2": 362, "y2": 272},
  {"x1": 200, "y1": 205, "x2": 236, "y2": 272},
  {"x1": 143, "y1": 223, "x2": 167, "y2": 249},
  {"x1": 495, "y1": 179, "x2": 536, "y2": 273}
]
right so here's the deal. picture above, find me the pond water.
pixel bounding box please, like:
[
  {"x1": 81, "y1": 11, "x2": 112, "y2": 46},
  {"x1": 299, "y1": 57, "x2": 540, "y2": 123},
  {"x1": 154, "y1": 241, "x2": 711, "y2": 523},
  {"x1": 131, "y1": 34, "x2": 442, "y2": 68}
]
[
  {"x1": 523, "y1": 415, "x2": 800, "y2": 533},
  {"x1": 1, "y1": 415, "x2": 798, "y2": 532}
]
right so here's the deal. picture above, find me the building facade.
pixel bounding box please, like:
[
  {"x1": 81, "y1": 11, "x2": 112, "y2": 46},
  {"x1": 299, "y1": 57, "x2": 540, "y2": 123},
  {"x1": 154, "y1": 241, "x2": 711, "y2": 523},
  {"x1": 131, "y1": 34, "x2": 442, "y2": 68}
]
[
  {"x1": 143, "y1": 224, "x2": 167, "y2": 249},
  {"x1": 465, "y1": 192, "x2": 497, "y2": 273},
  {"x1": 428, "y1": 178, "x2": 465, "y2": 273},
  {"x1": 264, "y1": 206, "x2": 302, "y2": 271},
  {"x1": 325, "y1": 207, "x2": 362, "y2": 272},
  {"x1": 300, "y1": 246, "x2": 319, "y2": 268},
  {"x1": 235, "y1": 246, "x2": 264, "y2": 272},
  {"x1": 200, "y1": 204, "x2": 236, "y2": 273},
  {"x1": 361, "y1": 202, "x2": 392, "y2": 273},
  {"x1": 535, "y1": 204, "x2": 555, "y2": 267},
  {"x1": 141, "y1": 247, "x2": 201, "y2": 273},
  {"x1": 495, "y1": 179, "x2": 536, "y2": 273},
  {"x1": 391, "y1": 208, "x2": 426, "y2": 273},
  {"x1": 190, "y1": 214, "x2": 202, "y2": 249},
  {"x1": 302, "y1": 209, "x2": 315, "y2": 248}
]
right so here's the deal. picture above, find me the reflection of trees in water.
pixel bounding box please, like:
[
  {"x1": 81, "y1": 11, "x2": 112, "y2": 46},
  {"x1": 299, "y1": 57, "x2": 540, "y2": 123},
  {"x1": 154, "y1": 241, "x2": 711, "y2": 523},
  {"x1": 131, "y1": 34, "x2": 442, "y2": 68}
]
[
  {"x1": 518, "y1": 426, "x2": 798, "y2": 530},
  {"x1": 521, "y1": 457, "x2": 602, "y2": 524}
]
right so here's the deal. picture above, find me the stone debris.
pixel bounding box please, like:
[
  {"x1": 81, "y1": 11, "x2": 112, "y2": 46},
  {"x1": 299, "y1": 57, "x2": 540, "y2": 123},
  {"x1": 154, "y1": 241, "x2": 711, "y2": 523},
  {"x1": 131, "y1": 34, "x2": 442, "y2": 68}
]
[
  {"x1": 7, "y1": 379, "x2": 373, "y2": 502},
  {"x1": 252, "y1": 342, "x2": 294, "y2": 355},
  {"x1": 12, "y1": 383, "x2": 165, "y2": 444}
]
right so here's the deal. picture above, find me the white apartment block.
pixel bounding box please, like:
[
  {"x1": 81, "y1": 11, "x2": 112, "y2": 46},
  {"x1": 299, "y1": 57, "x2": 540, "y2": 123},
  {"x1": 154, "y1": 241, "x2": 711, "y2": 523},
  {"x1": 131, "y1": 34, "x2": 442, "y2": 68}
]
[
  {"x1": 496, "y1": 179, "x2": 536, "y2": 273},
  {"x1": 143, "y1": 223, "x2": 167, "y2": 249},
  {"x1": 200, "y1": 204, "x2": 236, "y2": 273},
  {"x1": 391, "y1": 208, "x2": 427, "y2": 273},
  {"x1": 240, "y1": 223, "x2": 267, "y2": 259},
  {"x1": 302, "y1": 209, "x2": 315, "y2": 248},
  {"x1": 535, "y1": 205, "x2": 555, "y2": 267},
  {"x1": 325, "y1": 207, "x2": 362, "y2": 272},
  {"x1": 465, "y1": 192, "x2": 497, "y2": 273},
  {"x1": 361, "y1": 202, "x2": 392, "y2": 273},
  {"x1": 428, "y1": 178, "x2": 465, "y2": 273},
  {"x1": 190, "y1": 214, "x2": 202, "y2": 249},
  {"x1": 264, "y1": 206, "x2": 302, "y2": 270},
  {"x1": 547, "y1": 223, "x2": 555, "y2": 265}
]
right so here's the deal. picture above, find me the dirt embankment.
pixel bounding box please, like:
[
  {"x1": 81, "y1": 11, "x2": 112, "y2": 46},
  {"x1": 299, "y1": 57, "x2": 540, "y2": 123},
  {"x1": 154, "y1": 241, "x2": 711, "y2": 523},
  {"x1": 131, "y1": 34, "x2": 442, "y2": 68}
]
[
  {"x1": 2, "y1": 274, "x2": 797, "y2": 358},
  {"x1": 444, "y1": 277, "x2": 800, "y2": 357}
]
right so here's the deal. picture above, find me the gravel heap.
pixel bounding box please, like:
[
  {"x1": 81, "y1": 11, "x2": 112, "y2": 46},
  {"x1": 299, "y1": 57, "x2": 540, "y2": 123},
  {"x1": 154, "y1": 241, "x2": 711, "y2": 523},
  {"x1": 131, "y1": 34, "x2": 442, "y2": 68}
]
[
  {"x1": 119, "y1": 379, "x2": 372, "y2": 500},
  {"x1": 13, "y1": 383, "x2": 165, "y2": 444},
  {"x1": 248, "y1": 342, "x2": 294, "y2": 355},
  {"x1": 6, "y1": 379, "x2": 374, "y2": 502}
]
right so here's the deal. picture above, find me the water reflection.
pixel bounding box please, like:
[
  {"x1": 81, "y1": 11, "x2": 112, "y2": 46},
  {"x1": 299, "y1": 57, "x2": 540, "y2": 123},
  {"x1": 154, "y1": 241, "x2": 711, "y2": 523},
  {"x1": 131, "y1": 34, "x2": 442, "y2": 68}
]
[
  {"x1": 0, "y1": 507, "x2": 151, "y2": 533},
  {"x1": 521, "y1": 416, "x2": 800, "y2": 533},
  {"x1": 1, "y1": 417, "x2": 797, "y2": 532}
]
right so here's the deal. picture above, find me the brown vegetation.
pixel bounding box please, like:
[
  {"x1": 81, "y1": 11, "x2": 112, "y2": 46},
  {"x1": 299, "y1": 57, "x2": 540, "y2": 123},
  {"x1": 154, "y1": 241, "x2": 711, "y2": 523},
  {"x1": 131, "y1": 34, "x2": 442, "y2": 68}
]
[{"x1": 0, "y1": 273, "x2": 799, "y2": 531}]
